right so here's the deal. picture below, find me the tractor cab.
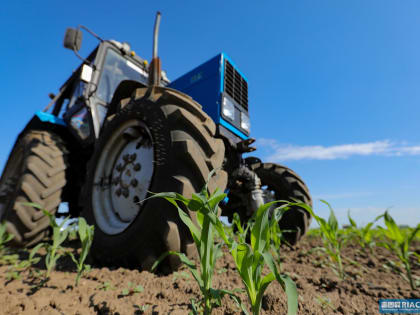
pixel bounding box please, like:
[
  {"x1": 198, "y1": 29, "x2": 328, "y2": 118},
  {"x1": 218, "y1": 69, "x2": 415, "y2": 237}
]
[{"x1": 48, "y1": 27, "x2": 168, "y2": 145}]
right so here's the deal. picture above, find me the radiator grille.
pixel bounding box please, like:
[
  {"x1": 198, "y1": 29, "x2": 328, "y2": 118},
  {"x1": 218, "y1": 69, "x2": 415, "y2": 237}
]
[{"x1": 224, "y1": 60, "x2": 248, "y2": 111}]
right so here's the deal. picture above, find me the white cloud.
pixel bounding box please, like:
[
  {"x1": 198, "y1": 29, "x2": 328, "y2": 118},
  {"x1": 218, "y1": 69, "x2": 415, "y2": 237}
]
[
  {"x1": 311, "y1": 191, "x2": 373, "y2": 200},
  {"x1": 257, "y1": 138, "x2": 420, "y2": 161}
]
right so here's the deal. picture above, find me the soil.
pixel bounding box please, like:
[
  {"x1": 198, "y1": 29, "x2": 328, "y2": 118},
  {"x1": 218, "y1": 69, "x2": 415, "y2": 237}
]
[{"x1": 0, "y1": 236, "x2": 419, "y2": 315}]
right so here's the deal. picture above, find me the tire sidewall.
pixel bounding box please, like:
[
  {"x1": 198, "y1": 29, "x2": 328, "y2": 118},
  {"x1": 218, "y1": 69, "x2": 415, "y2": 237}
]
[{"x1": 83, "y1": 98, "x2": 185, "y2": 264}]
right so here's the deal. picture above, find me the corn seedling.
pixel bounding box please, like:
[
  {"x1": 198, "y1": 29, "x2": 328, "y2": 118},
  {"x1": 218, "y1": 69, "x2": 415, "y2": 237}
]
[
  {"x1": 215, "y1": 202, "x2": 298, "y2": 315},
  {"x1": 5, "y1": 243, "x2": 43, "y2": 281},
  {"x1": 40, "y1": 210, "x2": 70, "y2": 278},
  {"x1": 377, "y1": 211, "x2": 420, "y2": 290},
  {"x1": 347, "y1": 211, "x2": 381, "y2": 252},
  {"x1": 151, "y1": 171, "x2": 244, "y2": 315},
  {"x1": 121, "y1": 282, "x2": 144, "y2": 296},
  {"x1": 0, "y1": 221, "x2": 19, "y2": 265},
  {"x1": 232, "y1": 212, "x2": 251, "y2": 243},
  {"x1": 314, "y1": 295, "x2": 336, "y2": 311},
  {"x1": 306, "y1": 228, "x2": 322, "y2": 238},
  {"x1": 268, "y1": 206, "x2": 291, "y2": 267},
  {"x1": 97, "y1": 281, "x2": 116, "y2": 291},
  {"x1": 298, "y1": 200, "x2": 346, "y2": 279},
  {"x1": 172, "y1": 270, "x2": 191, "y2": 282},
  {"x1": 68, "y1": 217, "x2": 94, "y2": 286},
  {"x1": 0, "y1": 221, "x2": 13, "y2": 252}
]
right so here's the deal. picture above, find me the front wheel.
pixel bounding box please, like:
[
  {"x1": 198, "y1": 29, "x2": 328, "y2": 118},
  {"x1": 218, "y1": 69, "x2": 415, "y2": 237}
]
[
  {"x1": 82, "y1": 88, "x2": 227, "y2": 272},
  {"x1": 0, "y1": 131, "x2": 68, "y2": 246}
]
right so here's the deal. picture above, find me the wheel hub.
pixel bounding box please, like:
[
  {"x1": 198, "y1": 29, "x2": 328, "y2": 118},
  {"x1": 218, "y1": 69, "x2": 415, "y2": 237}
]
[{"x1": 92, "y1": 120, "x2": 154, "y2": 235}]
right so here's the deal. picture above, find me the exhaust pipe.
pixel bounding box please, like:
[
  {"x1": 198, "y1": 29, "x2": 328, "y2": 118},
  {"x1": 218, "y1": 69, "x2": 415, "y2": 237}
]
[{"x1": 149, "y1": 12, "x2": 162, "y2": 86}]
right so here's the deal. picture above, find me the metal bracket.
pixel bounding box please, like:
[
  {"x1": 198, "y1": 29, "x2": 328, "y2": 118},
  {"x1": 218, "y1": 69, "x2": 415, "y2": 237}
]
[{"x1": 237, "y1": 138, "x2": 256, "y2": 153}]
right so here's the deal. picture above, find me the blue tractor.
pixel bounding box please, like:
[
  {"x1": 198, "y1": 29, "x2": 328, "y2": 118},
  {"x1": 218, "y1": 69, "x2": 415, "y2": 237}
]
[{"x1": 0, "y1": 14, "x2": 311, "y2": 271}]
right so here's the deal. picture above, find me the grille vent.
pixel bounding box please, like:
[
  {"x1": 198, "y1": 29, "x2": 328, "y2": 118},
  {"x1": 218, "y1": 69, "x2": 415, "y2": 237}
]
[{"x1": 224, "y1": 60, "x2": 248, "y2": 111}]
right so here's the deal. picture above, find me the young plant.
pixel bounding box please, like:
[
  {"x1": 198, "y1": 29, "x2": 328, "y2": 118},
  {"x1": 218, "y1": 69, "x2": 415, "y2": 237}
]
[
  {"x1": 41, "y1": 210, "x2": 70, "y2": 278},
  {"x1": 232, "y1": 212, "x2": 251, "y2": 243},
  {"x1": 298, "y1": 200, "x2": 346, "y2": 279},
  {"x1": 0, "y1": 221, "x2": 19, "y2": 265},
  {"x1": 347, "y1": 211, "x2": 381, "y2": 252},
  {"x1": 97, "y1": 281, "x2": 116, "y2": 291},
  {"x1": 0, "y1": 221, "x2": 14, "y2": 252},
  {"x1": 68, "y1": 217, "x2": 94, "y2": 286},
  {"x1": 151, "y1": 175, "x2": 243, "y2": 315},
  {"x1": 5, "y1": 243, "x2": 43, "y2": 281},
  {"x1": 268, "y1": 206, "x2": 291, "y2": 266},
  {"x1": 377, "y1": 211, "x2": 420, "y2": 290},
  {"x1": 218, "y1": 202, "x2": 298, "y2": 315},
  {"x1": 121, "y1": 282, "x2": 144, "y2": 296}
]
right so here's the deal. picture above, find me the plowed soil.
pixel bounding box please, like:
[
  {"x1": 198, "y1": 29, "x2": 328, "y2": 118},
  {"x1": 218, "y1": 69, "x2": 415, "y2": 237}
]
[{"x1": 0, "y1": 236, "x2": 419, "y2": 315}]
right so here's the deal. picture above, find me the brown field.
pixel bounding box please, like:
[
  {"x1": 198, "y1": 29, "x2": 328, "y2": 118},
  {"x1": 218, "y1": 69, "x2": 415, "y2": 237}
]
[{"x1": 0, "y1": 236, "x2": 419, "y2": 315}]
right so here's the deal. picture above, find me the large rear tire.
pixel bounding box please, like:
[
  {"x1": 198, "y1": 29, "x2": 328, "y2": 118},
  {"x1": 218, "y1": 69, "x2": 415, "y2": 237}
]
[
  {"x1": 82, "y1": 88, "x2": 227, "y2": 272},
  {"x1": 0, "y1": 131, "x2": 68, "y2": 246},
  {"x1": 250, "y1": 162, "x2": 312, "y2": 245}
]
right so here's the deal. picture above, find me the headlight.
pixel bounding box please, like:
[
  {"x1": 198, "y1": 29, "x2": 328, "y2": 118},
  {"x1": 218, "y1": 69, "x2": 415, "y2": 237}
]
[
  {"x1": 222, "y1": 96, "x2": 235, "y2": 121},
  {"x1": 241, "y1": 112, "x2": 250, "y2": 133}
]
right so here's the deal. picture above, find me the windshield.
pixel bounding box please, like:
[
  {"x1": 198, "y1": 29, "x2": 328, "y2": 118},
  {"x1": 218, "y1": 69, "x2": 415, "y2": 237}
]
[{"x1": 97, "y1": 48, "x2": 147, "y2": 103}]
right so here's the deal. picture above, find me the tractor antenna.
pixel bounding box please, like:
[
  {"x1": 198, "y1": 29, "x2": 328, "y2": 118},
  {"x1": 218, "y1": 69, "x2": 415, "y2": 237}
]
[{"x1": 149, "y1": 11, "x2": 162, "y2": 86}]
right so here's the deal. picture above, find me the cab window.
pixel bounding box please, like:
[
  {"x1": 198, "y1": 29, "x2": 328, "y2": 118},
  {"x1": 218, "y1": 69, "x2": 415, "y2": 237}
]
[{"x1": 97, "y1": 49, "x2": 147, "y2": 104}]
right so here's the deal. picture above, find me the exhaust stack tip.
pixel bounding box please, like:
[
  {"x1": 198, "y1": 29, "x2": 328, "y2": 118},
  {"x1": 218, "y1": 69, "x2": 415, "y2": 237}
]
[{"x1": 149, "y1": 11, "x2": 162, "y2": 86}]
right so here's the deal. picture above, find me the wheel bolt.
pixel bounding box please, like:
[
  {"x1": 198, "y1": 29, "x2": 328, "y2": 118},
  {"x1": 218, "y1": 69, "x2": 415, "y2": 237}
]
[
  {"x1": 116, "y1": 164, "x2": 123, "y2": 172},
  {"x1": 133, "y1": 163, "x2": 141, "y2": 171},
  {"x1": 131, "y1": 179, "x2": 138, "y2": 187},
  {"x1": 122, "y1": 189, "x2": 129, "y2": 198},
  {"x1": 116, "y1": 188, "x2": 122, "y2": 196},
  {"x1": 123, "y1": 154, "x2": 129, "y2": 162},
  {"x1": 130, "y1": 153, "x2": 137, "y2": 161}
]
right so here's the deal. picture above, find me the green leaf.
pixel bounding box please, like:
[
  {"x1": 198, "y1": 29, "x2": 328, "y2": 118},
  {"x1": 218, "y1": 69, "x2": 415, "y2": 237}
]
[
  {"x1": 251, "y1": 201, "x2": 276, "y2": 253},
  {"x1": 29, "y1": 242, "x2": 44, "y2": 261},
  {"x1": 121, "y1": 288, "x2": 129, "y2": 296},
  {"x1": 255, "y1": 272, "x2": 275, "y2": 314},
  {"x1": 281, "y1": 274, "x2": 299, "y2": 315},
  {"x1": 322, "y1": 201, "x2": 338, "y2": 233},
  {"x1": 263, "y1": 252, "x2": 298, "y2": 315},
  {"x1": 188, "y1": 199, "x2": 204, "y2": 212},
  {"x1": 408, "y1": 224, "x2": 420, "y2": 244},
  {"x1": 218, "y1": 288, "x2": 249, "y2": 315},
  {"x1": 207, "y1": 189, "x2": 226, "y2": 213},
  {"x1": 347, "y1": 211, "x2": 357, "y2": 228},
  {"x1": 383, "y1": 211, "x2": 403, "y2": 244},
  {"x1": 177, "y1": 207, "x2": 201, "y2": 244},
  {"x1": 203, "y1": 167, "x2": 221, "y2": 193}
]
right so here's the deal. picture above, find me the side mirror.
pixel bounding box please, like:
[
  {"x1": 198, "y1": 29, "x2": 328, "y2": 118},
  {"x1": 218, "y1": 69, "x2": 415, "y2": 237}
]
[{"x1": 63, "y1": 28, "x2": 82, "y2": 51}]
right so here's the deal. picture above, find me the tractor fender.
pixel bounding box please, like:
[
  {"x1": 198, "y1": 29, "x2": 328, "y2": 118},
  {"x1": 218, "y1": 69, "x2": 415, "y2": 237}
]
[
  {"x1": 16, "y1": 113, "x2": 69, "y2": 147},
  {"x1": 110, "y1": 82, "x2": 203, "y2": 115},
  {"x1": 107, "y1": 80, "x2": 146, "y2": 117}
]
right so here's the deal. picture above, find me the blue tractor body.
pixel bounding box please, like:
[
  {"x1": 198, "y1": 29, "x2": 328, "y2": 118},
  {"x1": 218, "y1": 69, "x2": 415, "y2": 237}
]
[
  {"x1": 169, "y1": 53, "x2": 250, "y2": 140},
  {"x1": 0, "y1": 21, "x2": 312, "y2": 271}
]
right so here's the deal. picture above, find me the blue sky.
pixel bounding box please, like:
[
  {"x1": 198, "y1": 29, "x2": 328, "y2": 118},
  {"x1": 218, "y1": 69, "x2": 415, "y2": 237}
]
[{"x1": 1, "y1": 1, "x2": 420, "y2": 227}]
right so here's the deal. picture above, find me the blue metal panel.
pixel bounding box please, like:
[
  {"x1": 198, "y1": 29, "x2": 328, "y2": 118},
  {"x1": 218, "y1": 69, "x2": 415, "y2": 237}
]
[
  {"x1": 169, "y1": 53, "x2": 249, "y2": 139},
  {"x1": 35, "y1": 111, "x2": 66, "y2": 126},
  {"x1": 169, "y1": 54, "x2": 222, "y2": 124},
  {"x1": 220, "y1": 118, "x2": 248, "y2": 140},
  {"x1": 221, "y1": 53, "x2": 248, "y2": 82}
]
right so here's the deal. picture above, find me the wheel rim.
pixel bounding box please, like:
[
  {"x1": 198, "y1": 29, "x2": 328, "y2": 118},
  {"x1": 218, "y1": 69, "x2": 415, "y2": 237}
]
[{"x1": 92, "y1": 119, "x2": 154, "y2": 235}]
